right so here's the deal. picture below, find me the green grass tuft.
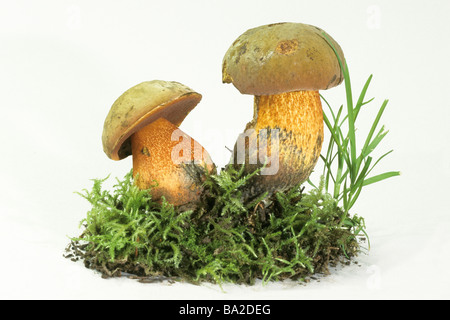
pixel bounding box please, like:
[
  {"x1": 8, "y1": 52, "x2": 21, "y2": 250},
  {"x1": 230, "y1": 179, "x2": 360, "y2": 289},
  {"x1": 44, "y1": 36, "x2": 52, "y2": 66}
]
[{"x1": 315, "y1": 33, "x2": 400, "y2": 218}]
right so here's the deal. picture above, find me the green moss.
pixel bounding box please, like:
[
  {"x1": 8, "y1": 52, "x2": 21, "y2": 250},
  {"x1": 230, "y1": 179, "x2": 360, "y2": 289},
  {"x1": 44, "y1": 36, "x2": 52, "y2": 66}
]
[{"x1": 66, "y1": 165, "x2": 366, "y2": 285}]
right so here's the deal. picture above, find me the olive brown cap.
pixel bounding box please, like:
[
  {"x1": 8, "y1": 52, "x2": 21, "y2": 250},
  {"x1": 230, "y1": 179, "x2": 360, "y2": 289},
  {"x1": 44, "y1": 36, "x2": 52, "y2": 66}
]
[
  {"x1": 102, "y1": 80, "x2": 202, "y2": 161},
  {"x1": 222, "y1": 22, "x2": 345, "y2": 95}
]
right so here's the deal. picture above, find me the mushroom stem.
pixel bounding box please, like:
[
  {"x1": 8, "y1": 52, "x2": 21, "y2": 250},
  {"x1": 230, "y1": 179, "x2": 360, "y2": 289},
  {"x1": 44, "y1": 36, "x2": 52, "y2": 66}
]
[
  {"x1": 131, "y1": 117, "x2": 214, "y2": 206},
  {"x1": 236, "y1": 90, "x2": 323, "y2": 194}
]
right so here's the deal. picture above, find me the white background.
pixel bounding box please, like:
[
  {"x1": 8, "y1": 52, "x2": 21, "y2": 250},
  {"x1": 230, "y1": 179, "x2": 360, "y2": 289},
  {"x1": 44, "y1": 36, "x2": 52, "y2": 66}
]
[{"x1": 1, "y1": 0, "x2": 449, "y2": 299}]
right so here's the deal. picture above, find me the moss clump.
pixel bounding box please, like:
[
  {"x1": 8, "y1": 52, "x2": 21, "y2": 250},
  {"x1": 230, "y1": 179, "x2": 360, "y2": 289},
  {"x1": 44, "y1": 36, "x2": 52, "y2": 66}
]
[{"x1": 65, "y1": 165, "x2": 366, "y2": 285}]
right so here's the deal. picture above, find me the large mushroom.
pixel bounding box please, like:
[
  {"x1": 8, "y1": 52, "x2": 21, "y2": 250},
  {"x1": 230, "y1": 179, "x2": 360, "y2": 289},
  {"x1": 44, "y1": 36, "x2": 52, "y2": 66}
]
[
  {"x1": 222, "y1": 22, "x2": 345, "y2": 197},
  {"x1": 102, "y1": 80, "x2": 215, "y2": 206}
]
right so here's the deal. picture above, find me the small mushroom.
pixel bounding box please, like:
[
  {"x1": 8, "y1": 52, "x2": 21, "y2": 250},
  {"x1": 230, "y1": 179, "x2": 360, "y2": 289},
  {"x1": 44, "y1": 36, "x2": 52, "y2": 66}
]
[
  {"x1": 222, "y1": 22, "x2": 345, "y2": 196},
  {"x1": 102, "y1": 80, "x2": 215, "y2": 206}
]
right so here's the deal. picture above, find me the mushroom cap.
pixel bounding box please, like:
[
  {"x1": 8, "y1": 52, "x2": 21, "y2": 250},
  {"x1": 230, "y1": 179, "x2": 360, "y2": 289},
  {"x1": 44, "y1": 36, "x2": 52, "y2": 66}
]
[
  {"x1": 102, "y1": 80, "x2": 202, "y2": 160},
  {"x1": 222, "y1": 22, "x2": 345, "y2": 95}
]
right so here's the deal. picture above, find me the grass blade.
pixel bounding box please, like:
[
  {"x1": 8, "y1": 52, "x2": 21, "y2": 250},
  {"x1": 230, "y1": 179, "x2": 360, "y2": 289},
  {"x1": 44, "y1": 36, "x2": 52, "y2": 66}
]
[
  {"x1": 321, "y1": 32, "x2": 357, "y2": 178},
  {"x1": 354, "y1": 74, "x2": 373, "y2": 121},
  {"x1": 363, "y1": 171, "x2": 401, "y2": 186},
  {"x1": 323, "y1": 112, "x2": 348, "y2": 166},
  {"x1": 361, "y1": 99, "x2": 389, "y2": 156},
  {"x1": 364, "y1": 126, "x2": 389, "y2": 158},
  {"x1": 365, "y1": 149, "x2": 394, "y2": 178},
  {"x1": 355, "y1": 99, "x2": 389, "y2": 174},
  {"x1": 348, "y1": 157, "x2": 373, "y2": 209}
]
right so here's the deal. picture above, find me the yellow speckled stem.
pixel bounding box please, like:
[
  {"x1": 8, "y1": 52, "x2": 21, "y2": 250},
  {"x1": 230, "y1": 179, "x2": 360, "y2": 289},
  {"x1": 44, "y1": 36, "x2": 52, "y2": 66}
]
[
  {"x1": 131, "y1": 118, "x2": 214, "y2": 206},
  {"x1": 237, "y1": 90, "x2": 324, "y2": 195}
]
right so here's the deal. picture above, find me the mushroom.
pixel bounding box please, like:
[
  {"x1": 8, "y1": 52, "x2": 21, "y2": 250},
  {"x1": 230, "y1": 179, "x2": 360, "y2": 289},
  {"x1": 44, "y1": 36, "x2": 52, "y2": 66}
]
[
  {"x1": 102, "y1": 80, "x2": 215, "y2": 206},
  {"x1": 222, "y1": 22, "x2": 345, "y2": 197}
]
